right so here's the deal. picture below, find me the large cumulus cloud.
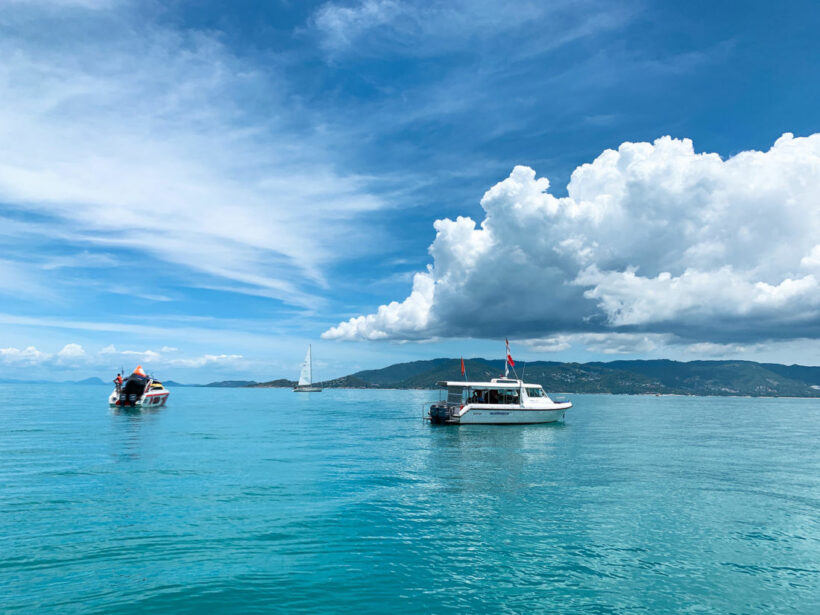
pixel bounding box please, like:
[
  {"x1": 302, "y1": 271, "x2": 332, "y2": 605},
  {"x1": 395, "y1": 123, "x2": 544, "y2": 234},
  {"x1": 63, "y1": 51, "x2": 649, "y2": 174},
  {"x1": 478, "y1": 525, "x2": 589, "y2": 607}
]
[{"x1": 323, "y1": 133, "x2": 820, "y2": 344}]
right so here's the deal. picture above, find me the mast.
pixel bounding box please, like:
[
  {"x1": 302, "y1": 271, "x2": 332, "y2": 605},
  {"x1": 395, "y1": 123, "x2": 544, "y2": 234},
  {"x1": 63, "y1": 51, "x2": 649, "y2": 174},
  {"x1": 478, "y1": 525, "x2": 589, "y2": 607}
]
[
  {"x1": 504, "y1": 339, "x2": 509, "y2": 378},
  {"x1": 308, "y1": 344, "x2": 313, "y2": 385}
]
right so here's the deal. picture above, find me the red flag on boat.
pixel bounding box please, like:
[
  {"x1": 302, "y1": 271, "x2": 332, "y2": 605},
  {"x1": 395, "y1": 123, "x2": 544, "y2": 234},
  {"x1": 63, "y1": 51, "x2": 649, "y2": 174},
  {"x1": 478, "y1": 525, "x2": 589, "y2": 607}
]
[
  {"x1": 505, "y1": 338, "x2": 515, "y2": 367},
  {"x1": 461, "y1": 357, "x2": 465, "y2": 375}
]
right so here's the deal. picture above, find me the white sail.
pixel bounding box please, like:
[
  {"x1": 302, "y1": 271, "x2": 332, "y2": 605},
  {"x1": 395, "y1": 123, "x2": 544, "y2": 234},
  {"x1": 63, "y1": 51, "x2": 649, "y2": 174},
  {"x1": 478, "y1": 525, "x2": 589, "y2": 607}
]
[{"x1": 298, "y1": 345, "x2": 312, "y2": 386}]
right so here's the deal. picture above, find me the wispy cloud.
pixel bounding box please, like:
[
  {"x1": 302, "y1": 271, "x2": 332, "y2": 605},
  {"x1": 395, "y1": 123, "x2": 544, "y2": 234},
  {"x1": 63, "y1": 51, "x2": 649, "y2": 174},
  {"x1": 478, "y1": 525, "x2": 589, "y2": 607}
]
[
  {"x1": 0, "y1": 259, "x2": 56, "y2": 300},
  {"x1": 313, "y1": 0, "x2": 402, "y2": 52},
  {"x1": 1, "y1": 342, "x2": 244, "y2": 372},
  {"x1": 0, "y1": 3, "x2": 383, "y2": 308},
  {"x1": 310, "y1": 0, "x2": 632, "y2": 59},
  {"x1": 40, "y1": 251, "x2": 120, "y2": 271},
  {"x1": 523, "y1": 333, "x2": 672, "y2": 355}
]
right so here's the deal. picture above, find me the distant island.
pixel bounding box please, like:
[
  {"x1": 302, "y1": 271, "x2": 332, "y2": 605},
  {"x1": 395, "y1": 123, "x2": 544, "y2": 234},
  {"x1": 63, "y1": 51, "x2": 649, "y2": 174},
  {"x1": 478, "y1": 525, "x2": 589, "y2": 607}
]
[
  {"x1": 196, "y1": 358, "x2": 820, "y2": 398},
  {"x1": 12, "y1": 359, "x2": 817, "y2": 397}
]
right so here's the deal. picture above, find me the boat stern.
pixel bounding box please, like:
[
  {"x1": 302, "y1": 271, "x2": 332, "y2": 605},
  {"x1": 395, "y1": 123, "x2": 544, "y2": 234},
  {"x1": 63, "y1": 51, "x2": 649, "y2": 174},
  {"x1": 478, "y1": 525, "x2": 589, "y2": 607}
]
[{"x1": 428, "y1": 402, "x2": 458, "y2": 424}]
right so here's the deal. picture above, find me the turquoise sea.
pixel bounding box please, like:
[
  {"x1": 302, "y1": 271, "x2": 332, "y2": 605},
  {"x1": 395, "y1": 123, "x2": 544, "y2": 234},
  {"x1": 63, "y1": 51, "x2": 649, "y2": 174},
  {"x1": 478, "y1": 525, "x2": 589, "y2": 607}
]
[{"x1": 1, "y1": 385, "x2": 818, "y2": 614}]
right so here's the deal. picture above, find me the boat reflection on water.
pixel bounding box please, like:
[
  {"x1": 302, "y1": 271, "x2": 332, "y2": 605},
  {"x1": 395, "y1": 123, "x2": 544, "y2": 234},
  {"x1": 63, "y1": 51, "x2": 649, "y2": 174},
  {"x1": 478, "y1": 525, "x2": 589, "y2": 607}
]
[
  {"x1": 109, "y1": 396, "x2": 166, "y2": 462},
  {"x1": 110, "y1": 403, "x2": 165, "y2": 417}
]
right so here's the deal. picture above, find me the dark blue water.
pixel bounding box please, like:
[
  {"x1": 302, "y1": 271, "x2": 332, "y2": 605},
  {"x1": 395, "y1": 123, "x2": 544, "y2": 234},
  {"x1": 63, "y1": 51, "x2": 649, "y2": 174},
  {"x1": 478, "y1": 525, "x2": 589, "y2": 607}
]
[{"x1": 1, "y1": 385, "x2": 818, "y2": 613}]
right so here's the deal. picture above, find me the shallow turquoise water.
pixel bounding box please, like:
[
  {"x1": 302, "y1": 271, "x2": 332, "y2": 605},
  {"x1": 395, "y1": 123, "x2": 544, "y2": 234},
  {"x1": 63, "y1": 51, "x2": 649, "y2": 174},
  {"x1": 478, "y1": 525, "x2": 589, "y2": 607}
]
[{"x1": 1, "y1": 385, "x2": 818, "y2": 614}]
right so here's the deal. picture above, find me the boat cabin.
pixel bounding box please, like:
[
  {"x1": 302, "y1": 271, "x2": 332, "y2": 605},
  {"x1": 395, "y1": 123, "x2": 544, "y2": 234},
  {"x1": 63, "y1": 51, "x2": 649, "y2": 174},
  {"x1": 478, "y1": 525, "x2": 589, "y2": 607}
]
[{"x1": 436, "y1": 378, "x2": 553, "y2": 406}]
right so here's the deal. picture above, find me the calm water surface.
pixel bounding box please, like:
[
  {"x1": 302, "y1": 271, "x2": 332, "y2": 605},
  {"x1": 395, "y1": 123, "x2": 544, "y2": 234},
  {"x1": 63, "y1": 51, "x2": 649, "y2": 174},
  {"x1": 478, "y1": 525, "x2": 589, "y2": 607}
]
[{"x1": 1, "y1": 385, "x2": 818, "y2": 613}]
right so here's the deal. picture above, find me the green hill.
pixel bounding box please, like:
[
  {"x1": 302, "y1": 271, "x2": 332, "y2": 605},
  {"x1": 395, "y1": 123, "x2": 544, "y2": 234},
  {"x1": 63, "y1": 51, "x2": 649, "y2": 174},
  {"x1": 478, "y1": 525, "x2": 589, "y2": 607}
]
[
  {"x1": 198, "y1": 358, "x2": 820, "y2": 396},
  {"x1": 350, "y1": 358, "x2": 457, "y2": 386},
  {"x1": 330, "y1": 358, "x2": 820, "y2": 397},
  {"x1": 250, "y1": 379, "x2": 296, "y2": 388},
  {"x1": 205, "y1": 380, "x2": 259, "y2": 388}
]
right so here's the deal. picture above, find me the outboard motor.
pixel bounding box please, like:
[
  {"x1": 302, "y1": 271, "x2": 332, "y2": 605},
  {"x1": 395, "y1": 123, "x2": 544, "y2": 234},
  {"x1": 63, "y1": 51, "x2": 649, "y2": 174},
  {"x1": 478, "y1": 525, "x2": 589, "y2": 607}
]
[
  {"x1": 121, "y1": 375, "x2": 149, "y2": 407},
  {"x1": 429, "y1": 402, "x2": 451, "y2": 424}
]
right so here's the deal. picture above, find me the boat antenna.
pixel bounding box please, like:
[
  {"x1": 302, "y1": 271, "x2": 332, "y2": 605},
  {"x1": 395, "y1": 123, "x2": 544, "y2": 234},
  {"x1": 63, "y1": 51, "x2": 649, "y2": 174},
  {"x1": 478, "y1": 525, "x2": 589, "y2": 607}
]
[{"x1": 521, "y1": 361, "x2": 526, "y2": 382}]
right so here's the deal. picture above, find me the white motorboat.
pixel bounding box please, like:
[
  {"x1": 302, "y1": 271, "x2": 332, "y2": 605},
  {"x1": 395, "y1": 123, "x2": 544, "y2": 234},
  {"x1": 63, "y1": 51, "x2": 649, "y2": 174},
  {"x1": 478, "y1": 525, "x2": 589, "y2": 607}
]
[
  {"x1": 428, "y1": 378, "x2": 570, "y2": 424},
  {"x1": 428, "y1": 339, "x2": 570, "y2": 424},
  {"x1": 109, "y1": 366, "x2": 169, "y2": 409},
  {"x1": 293, "y1": 345, "x2": 322, "y2": 392}
]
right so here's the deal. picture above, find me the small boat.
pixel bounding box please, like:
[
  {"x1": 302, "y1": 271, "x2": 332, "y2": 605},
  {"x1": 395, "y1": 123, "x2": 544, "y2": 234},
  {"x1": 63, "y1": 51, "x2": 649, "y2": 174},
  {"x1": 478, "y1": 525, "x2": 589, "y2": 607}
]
[
  {"x1": 427, "y1": 339, "x2": 570, "y2": 424},
  {"x1": 293, "y1": 345, "x2": 322, "y2": 392},
  {"x1": 109, "y1": 365, "x2": 169, "y2": 408},
  {"x1": 428, "y1": 378, "x2": 570, "y2": 424}
]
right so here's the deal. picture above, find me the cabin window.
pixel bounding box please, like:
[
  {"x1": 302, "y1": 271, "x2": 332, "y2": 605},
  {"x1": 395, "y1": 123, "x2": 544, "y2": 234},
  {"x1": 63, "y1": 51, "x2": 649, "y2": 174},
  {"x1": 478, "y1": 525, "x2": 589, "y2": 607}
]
[
  {"x1": 469, "y1": 389, "x2": 488, "y2": 403},
  {"x1": 526, "y1": 387, "x2": 547, "y2": 398},
  {"x1": 500, "y1": 388, "x2": 520, "y2": 404},
  {"x1": 448, "y1": 388, "x2": 466, "y2": 404}
]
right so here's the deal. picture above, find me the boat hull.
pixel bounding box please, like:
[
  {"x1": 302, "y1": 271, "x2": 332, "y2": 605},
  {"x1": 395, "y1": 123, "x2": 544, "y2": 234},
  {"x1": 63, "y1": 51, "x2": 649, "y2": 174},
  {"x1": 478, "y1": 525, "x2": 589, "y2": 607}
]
[
  {"x1": 430, "y1": 402, "x2": 570, "y2": 425},
  {"x1": 458, "y1": 406, "x2": 567, "y2": 424},
  {"x1": 108, "y1": 389, "x2": 169, "y2": 408},
  {"x1": 293, "y1": 386, "x2": 322, "y2": 392}
]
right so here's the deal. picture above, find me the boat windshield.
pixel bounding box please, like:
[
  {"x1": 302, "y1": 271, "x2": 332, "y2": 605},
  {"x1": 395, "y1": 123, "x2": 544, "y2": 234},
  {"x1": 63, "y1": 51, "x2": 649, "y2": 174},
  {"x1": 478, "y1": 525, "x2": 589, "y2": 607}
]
[{"x1": 526, "y1": 387, "x2": 547, "y2": 398}]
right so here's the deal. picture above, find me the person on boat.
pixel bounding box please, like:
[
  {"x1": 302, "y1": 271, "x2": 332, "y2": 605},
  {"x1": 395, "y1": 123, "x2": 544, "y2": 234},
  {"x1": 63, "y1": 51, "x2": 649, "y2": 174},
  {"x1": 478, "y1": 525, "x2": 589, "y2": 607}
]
[{"x1": 113, "y1": 373, "x2": 122, "y2": 395}]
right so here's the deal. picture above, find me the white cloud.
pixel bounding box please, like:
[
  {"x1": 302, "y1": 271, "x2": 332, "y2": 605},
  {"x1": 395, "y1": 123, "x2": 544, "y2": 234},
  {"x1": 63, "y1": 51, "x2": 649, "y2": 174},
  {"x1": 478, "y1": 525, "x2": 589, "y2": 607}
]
[
  {"x1": 1, "y1": 0, "x2": 118, "y2": 8},
  {"x1": 325, "y1": 133, "x2": 820, "y2": 344},
  {"x1": 74, "y1": 344, "x2": 243, "y2": 369},
  {"x1": 576, "y1": 266, "x2": 818, "y2": 326},
  {"x1": 682, "y1": 342, "x2": 760, "y2": 357},
  {"x1": 0, "y1": 259, "x2": 54, "y2": 300},
  {"x1": 310, "y1": 0, "x2": 630, "y2": 59},
  {"x1": 801, "y1": 245, "x2": 820, "y2": 269},
  {"x1": 168, "y1": 354, "x2": 243, "y2": 368},
  {"x1": 0, "y1": 340, "x2": 250, "y2": 379},
  {"x1": 99, "y1": 345, "x2": 161, "y2": 363},
  {"x1": 0, "y1": 3, "x2": 382, "y2": 308},
  {"x1": 522, "y1": 336, "x2": 572, "y2": 353},
  {"x1": 41, "y1": 252, "x2": 120, "y2": 271},
  {"x1": 1, "y1": 343, "x2": 86, "y2": 366},
  {"x1": 0, "y1": 345, "x2": 51, "y2": 365},
  {"x1": 523, "y1": 333, "x2": 670, "y2": 355},
  {"x1": 322, "y1": 271, "x2": 435, "y2": 340},
  {"x1": 313, "y1": 0, "x2": 402, "y2": 51},
  {"x1": 56, "y1": 343, "x2": 86, "y2": 363}
]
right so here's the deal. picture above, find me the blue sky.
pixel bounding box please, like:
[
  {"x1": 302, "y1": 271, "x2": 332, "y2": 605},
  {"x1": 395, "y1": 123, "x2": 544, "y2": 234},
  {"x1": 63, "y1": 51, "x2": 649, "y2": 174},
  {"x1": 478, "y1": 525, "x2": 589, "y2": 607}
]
[{"x1": 1, "y1": 0, "x2": 819, "y2": 382}]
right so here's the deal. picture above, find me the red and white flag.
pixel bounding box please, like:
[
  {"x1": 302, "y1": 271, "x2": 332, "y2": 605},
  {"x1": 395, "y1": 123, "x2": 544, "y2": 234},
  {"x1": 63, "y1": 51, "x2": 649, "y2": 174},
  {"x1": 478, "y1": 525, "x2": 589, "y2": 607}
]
[{"x1": 504, "y1": 338, "x2": 515, "y2": 377}]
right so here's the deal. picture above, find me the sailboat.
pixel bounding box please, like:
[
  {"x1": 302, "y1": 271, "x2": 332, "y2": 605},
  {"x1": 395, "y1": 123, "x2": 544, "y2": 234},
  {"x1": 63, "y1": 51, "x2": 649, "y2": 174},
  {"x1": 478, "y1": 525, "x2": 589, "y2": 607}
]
[{"x1": 293, "y1": 344, "x2": 322, "y2": 392}]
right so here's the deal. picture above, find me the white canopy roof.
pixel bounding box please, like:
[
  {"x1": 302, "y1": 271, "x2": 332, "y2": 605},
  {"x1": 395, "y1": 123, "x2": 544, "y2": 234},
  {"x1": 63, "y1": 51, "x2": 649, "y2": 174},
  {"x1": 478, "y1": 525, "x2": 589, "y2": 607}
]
[{"x1": 437, "y1": 379, "x2": 543, "y2": 389}]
